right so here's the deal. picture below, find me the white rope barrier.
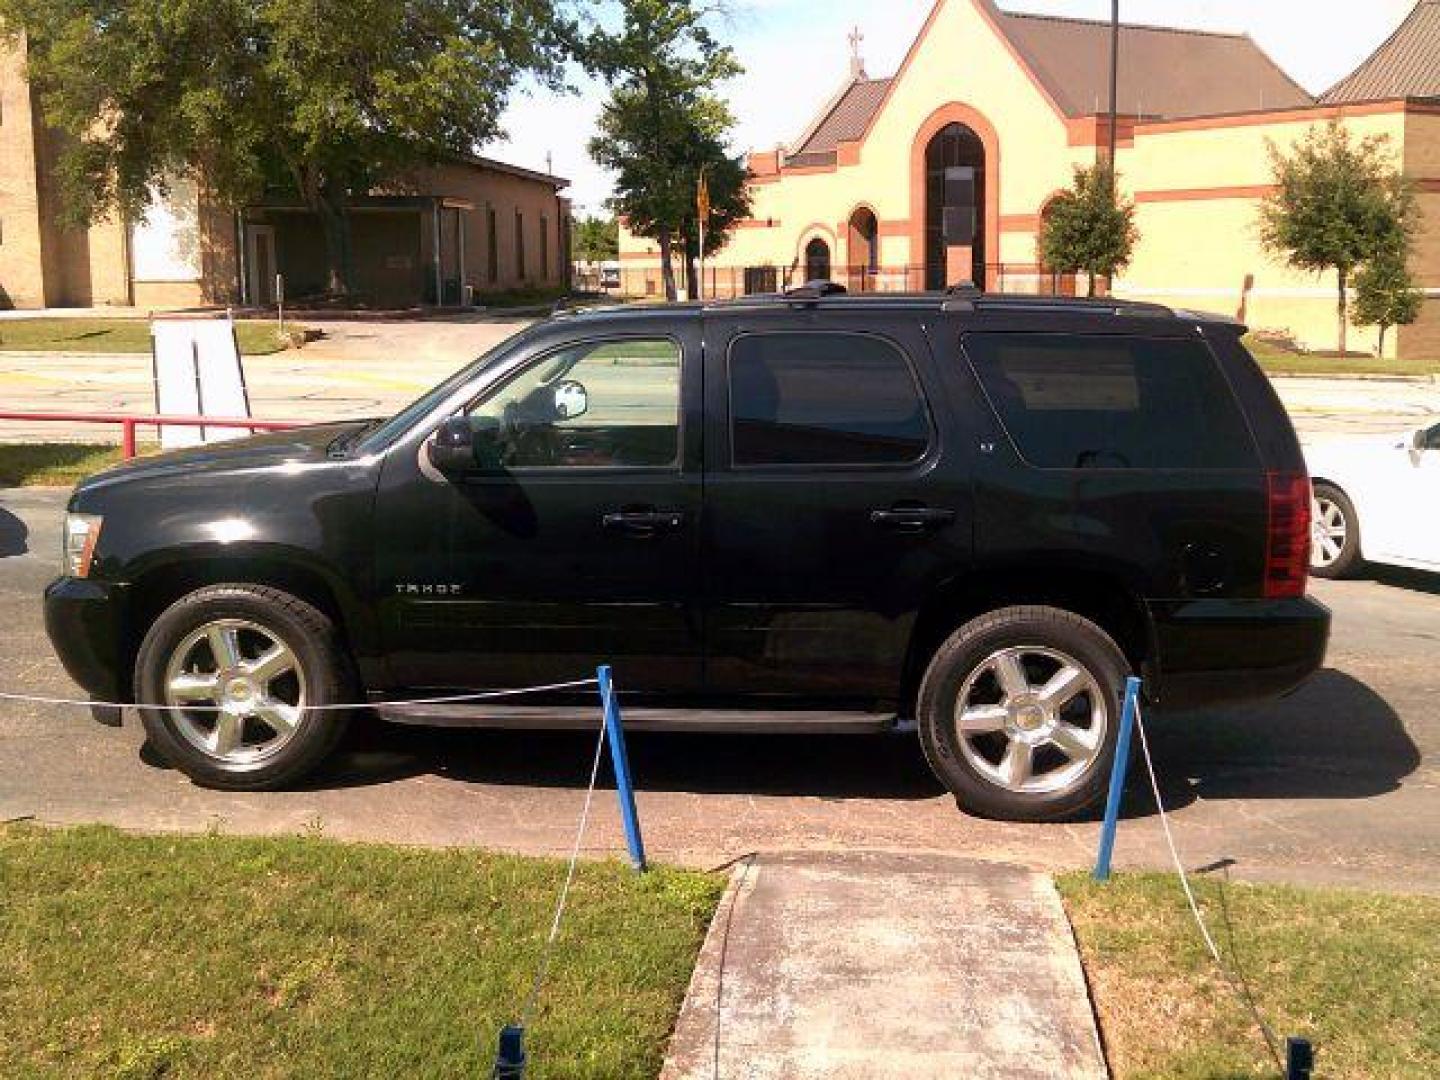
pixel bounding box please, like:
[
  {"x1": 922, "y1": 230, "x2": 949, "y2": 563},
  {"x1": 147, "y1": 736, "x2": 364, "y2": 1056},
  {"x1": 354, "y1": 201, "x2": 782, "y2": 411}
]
[
  {"x1": 1132, "y1": 698, "x2": 1285, "y2": 1070},
  {"x1": 0, "y1": 677, "x2": 599, "y2": 715}
]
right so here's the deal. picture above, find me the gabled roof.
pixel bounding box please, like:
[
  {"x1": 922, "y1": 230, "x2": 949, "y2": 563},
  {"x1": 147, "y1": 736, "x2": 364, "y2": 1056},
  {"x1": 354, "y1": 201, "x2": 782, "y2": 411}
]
[
  {"x1": 787, "y1": 77, "x2": 893, "y2": 165},
  {"x1": 990, "y1": 6, "x2": 1312, "y2": 118},
  {"x1": 1322, "y1": 1, "x2": 1440, "y2": 104},
  {"x1": 775, "y1": 0, "x2": 1315, "y2": 169}
]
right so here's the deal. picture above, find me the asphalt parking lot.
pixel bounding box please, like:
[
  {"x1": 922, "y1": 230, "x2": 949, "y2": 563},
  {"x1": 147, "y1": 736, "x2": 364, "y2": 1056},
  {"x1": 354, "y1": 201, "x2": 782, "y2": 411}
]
[{"x1": 2, "y1": 486, "x2": 1437, "y2": 892}]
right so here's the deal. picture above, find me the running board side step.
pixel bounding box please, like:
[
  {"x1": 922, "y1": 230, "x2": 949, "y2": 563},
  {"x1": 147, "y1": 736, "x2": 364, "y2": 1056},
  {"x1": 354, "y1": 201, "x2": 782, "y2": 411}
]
[{"x1": 376, "y1": 703, "x2": 900, "y2": 735}]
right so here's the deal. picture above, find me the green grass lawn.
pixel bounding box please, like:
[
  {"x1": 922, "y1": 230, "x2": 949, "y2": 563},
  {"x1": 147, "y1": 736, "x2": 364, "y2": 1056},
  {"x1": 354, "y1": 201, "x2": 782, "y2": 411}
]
[
  {"x1": 1243, "y1": 335, "x2": 1440, "y2": 377},
  {"x1": 1, "y1": 824, "x2": 722, "y2": 1079},
  {"x1": 0, "y1": 443, "x2": 143, "y2": 487},
  {"x1": 1059, "y1": 872, "x2": 1440, "y2": 1079},
  {"x1": 0, "y1": 318, "x2": 303, "y2": 356}
]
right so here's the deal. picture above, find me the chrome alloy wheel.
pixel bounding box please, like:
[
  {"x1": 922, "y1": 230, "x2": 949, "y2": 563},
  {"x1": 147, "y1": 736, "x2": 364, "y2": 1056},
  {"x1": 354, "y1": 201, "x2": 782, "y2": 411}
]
[
  {"x1": 1311, "y1": 494, "x2": 1348, "y2": 570},
  {"x1": 954, "y1": 646, "x2": 1109, "y2": 795},
  {"x1": 161, "y1": 619, "x2": 307, "y2": 764}
]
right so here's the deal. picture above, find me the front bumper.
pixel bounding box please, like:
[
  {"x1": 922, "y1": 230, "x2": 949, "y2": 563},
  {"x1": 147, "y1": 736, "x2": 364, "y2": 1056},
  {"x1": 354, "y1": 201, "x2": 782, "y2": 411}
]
[
  {"x1": 1145, "y1": 595, "x2": 1331, "y2": 711},
  {"x1": 44, "y1": 576, "x2": 129, "y2": 704}
]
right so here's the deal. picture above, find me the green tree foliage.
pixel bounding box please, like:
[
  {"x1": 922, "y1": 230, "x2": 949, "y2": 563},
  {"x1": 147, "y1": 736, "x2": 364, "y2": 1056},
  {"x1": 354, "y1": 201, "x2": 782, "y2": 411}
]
[
  {"x1": 1353, "y1": 249, "x2": 1423, "y2": 356},
  {"x1": 571, "y1": 215, "x2": 620, "y2": 263},
  {"x1": 1036, "y1": 164, "x2": 1138, "y2": 297},
  {"x1": 1259, "y1": 122, "x2": 1418, "y2": 355},
  {"x1": 0, "y1": 0, "x2": 575, "y2": 297},
  {"x1": 586, "y1": 0, "x2": 750, "y2": 300}
]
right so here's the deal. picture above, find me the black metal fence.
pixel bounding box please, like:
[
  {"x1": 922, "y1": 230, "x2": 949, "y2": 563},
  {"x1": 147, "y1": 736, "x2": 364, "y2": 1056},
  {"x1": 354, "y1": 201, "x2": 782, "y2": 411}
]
[{"x1": 612, "y1": 263, "x2": 1088, "y2": 299}]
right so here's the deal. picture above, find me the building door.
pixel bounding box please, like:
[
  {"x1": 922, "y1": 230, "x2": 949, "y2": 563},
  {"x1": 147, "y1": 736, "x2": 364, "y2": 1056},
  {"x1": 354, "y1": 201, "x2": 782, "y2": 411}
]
[
  {"x1": 804, "y1": 238, "x2": 832, "y2": 283},
  {"x1": 247, "y1": 225, "x2": 276, "y2": 306}
]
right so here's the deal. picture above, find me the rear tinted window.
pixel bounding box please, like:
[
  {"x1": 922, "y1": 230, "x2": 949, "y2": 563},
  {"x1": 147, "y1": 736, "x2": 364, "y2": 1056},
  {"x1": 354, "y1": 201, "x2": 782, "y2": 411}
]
[
  {"x1": 728, "y1": 332, "x2": 931, "y2": 466},
  {"x1": 963, "y1": 333, "x2": 1257, "y2": 469}
]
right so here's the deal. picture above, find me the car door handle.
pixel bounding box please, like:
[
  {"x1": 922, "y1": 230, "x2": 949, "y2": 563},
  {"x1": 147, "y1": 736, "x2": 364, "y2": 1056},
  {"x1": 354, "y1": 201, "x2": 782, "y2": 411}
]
[
  {"x1": 602, "y1": 509, "x2": 686, "y2": 535},
  {"x1": 869, "y1": 506, "x2": 957, "y2": 533}
]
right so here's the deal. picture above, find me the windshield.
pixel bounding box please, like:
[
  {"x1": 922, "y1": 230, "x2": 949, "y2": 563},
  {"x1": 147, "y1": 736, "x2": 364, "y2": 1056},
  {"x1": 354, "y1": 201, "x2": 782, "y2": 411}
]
[{"x1": 352, "y1": 328, "x2": 539, "y2": 455}]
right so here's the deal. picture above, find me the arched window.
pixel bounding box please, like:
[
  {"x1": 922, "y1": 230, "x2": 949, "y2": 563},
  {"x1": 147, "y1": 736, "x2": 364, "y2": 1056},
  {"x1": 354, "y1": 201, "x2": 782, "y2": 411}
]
[
  {"x1": 847, "y1": 207, "x2": 879, "y2": 291},
  {"x1": 924, "y1": 122, "x2": 986, "y2": 290}
]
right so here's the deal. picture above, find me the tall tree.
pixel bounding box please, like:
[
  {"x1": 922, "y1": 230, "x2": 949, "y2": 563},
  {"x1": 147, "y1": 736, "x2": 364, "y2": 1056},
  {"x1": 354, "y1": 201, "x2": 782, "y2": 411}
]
[
  {"x1": 1259, "y1": 122, "x2": 1418, "y2": 355},
  {"x1": 0, "y1": 0, "x2": 575, "y2": 297},
  {"x1": 1353, "y1": 248, "x2": 1424, "y2": 357},
  {"x1": 586, "y1": 0, "x2": 746, "y2": 301},
  {"x1": 1036, "y1": 163, "x2": 1138, "y2": 297},
  {"x1": 571, "y1": 215, "x2": 620, "y2": 263}
]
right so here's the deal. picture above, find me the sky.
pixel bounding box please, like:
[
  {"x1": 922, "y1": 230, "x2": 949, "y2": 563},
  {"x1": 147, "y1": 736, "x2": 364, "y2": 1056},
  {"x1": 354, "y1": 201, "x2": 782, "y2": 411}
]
[{"x1": 484, "y1": 0, "x2": 1422, "y2": 217}]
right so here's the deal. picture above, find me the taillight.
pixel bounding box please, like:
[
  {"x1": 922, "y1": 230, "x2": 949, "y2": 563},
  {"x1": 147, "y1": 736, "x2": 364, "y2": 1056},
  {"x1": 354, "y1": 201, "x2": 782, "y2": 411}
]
[{"x1": 1264, "y1": 471, "x2": 1311, "y2": 599}]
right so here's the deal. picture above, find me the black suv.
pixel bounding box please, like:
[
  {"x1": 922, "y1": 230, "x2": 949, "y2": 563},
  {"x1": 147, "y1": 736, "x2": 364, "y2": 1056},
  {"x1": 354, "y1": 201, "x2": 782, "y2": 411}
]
[{"x1": 45, "y1": 292, "x2": 1329, "y2": 821}]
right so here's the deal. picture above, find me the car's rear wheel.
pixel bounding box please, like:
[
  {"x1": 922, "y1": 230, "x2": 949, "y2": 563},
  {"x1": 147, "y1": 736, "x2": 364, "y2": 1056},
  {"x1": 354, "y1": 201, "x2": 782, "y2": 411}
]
[
  {"x1": 917, "y1": 606, "x2": 1129, "y2": 822},
  {"x1": 1309, "y1": 481, "x2": 1362, "y2": 579},
  {"x1": 134, "y1": 585, "x2": 352, "y2": 790}
]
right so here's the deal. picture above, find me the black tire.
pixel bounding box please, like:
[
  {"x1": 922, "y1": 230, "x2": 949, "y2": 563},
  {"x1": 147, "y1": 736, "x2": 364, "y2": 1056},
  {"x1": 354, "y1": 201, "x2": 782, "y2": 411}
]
[
  {"x1": 1309, "y1": 481, "x2": 1362, "y2": 579},
  {"x1": 134, "y1": 585, "x2": 354, "y2": 790},
  {"x1": 917, "y1": 606, "x2": 1129, "y2": 822}
]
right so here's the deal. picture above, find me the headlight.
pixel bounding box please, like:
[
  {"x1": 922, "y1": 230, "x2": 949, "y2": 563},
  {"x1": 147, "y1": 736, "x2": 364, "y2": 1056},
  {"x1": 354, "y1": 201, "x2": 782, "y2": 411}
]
[{"x1": 63, "y1": 513, "x2": 104, "y2": 578}]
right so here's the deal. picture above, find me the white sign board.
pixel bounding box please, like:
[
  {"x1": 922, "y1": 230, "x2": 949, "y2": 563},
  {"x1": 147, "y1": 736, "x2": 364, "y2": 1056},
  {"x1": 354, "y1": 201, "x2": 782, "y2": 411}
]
[{"x1": 151, "y1": 320, "x2": 252, "y2": 450}]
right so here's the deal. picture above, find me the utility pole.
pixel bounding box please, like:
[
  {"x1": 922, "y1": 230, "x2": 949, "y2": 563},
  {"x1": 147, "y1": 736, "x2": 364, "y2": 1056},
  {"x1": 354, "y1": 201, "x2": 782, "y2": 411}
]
[{"x1": 1107, "y1": 0, "x2": 1119, "y2": 185}]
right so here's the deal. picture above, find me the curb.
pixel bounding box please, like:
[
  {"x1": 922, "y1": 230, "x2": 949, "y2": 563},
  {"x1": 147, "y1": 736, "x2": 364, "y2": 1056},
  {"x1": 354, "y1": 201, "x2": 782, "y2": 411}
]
[{"x1": 1267, "y1": 372, "x2": 1439, "y2": 385}]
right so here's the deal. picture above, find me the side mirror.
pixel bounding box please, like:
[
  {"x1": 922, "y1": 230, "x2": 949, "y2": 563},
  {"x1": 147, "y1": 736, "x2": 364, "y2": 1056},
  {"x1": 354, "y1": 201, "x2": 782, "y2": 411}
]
[
  {"x1": 552, "y1": 380, "x2": 589, "y2": 421},
  {"x1": 427, "y1": 417, "x2": 477, "y2": 473}
]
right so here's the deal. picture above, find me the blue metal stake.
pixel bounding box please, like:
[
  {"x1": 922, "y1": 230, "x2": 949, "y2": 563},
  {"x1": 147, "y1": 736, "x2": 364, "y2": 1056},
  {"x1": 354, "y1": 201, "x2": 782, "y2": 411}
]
[
  {"x1": 598, "y1": 665, "x2": 647, "y2": 872},
  {"x1": 1093, "y1": 676, "x2": 1142, "y2": 881}
]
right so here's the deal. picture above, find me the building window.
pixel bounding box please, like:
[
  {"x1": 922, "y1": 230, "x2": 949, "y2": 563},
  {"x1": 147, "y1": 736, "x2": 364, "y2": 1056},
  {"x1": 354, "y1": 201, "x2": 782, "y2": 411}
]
[
  {"x1": 540, "y1": 214, "x2": 550, "y2": 281},
  {"x1": 486, "y1": 208, "x2": 498, "y2": 283},
  {"x1": 516, "y1": 210, "x2": 526, "y2": 280}
]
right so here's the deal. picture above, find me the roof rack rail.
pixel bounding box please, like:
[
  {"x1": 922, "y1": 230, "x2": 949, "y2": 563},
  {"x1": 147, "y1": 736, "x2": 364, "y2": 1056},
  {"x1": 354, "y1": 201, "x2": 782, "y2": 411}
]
[
  {"x1": 784, "y1": 280, "x2": 849, "y2": 300},
  {"x1": 940, "y1": 294, "x2": 1174, "y2": 317}
]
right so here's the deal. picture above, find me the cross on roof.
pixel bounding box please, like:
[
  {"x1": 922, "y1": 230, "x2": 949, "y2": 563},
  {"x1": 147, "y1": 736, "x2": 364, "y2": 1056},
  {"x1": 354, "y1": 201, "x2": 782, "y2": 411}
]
[{"x1": 848, "y1": 25, "x2": 866, "y2": 78}]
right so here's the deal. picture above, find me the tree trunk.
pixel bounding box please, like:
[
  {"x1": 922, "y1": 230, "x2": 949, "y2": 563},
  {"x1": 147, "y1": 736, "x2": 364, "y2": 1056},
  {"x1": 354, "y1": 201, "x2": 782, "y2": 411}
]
[
  {"x1": 1378, "y1": 323, "x2": 1389, "y2": 358},
  {"x1": 314, "y1": 182, "x2": 355, "y2": 298},
  {"x1": 1337, "y1": 265, "x2": 1349, "y2": 356},
  {"x1": 683, "y1": 229, "x2": 699, "y2": 299},
  {"x1": 657, "y1": 224, "x2": 677, "y2": 301},
  {"x1": 1086, "y1": 271, "x2": 1097, "y2": 298}
]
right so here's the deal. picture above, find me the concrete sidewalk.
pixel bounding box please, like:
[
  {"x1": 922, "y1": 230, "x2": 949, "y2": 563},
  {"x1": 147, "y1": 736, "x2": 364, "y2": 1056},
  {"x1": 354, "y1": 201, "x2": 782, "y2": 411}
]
[{"x1": 662, "y1": 852, "x2": 1106, "y2": 1080}]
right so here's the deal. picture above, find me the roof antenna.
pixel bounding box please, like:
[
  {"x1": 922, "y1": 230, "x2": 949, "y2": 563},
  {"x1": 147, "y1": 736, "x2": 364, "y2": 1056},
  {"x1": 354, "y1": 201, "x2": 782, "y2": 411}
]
[{"x1": 848, "y1": 25, "x2": 866, "y2": 79}]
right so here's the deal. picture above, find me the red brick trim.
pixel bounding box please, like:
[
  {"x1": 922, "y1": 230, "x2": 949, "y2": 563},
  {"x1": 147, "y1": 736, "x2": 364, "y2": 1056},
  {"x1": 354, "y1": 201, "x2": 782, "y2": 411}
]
[
  {"x1": 1135, "y1": 99, "x2": 1425, "y2": 136},
  {"x1": 1134, "y1": 184, "x2": 1278, "y2": 203}
]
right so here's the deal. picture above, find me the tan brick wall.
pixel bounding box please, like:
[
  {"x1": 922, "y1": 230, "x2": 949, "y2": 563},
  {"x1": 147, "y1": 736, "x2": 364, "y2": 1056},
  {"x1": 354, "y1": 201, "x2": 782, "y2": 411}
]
[
  {"x1": 0, "y1": 38, "x2": 48, "y2": 308},
  {"x1": 395, "y1": 161, "x2": 569, "y2": 296}
]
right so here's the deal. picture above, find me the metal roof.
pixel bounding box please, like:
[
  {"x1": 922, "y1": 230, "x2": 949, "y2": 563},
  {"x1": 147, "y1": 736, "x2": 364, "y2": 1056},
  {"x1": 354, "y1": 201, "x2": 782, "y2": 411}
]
[
  {"x1": 780, "y1": 0, "x2": 1314, "y2": 166},
  {"x1": 1322, "y1": 1, "x2": 1440, "y2": 104},
  {"x1": 990, "y1": 5, "x2": 1312, "y2": 118}
]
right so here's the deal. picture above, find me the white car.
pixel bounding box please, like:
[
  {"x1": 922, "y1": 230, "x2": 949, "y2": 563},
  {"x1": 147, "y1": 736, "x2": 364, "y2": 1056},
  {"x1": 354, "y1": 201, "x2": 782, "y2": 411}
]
[{"x1": 1305, "y1": 420, "x2": 1440, "y2": 577}]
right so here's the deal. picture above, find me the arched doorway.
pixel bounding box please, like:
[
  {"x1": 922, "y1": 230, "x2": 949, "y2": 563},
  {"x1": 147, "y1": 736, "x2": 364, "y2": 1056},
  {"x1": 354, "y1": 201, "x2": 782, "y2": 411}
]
[
  {"x1": 847, "y1": 207, "x2": 879, "y2": 292},
  {"x1": 924, "y1": 122, "x2": 986, "y2": 290},
  {"x1": 804, "y1": 237, "x2": 832, "y2": 282}
]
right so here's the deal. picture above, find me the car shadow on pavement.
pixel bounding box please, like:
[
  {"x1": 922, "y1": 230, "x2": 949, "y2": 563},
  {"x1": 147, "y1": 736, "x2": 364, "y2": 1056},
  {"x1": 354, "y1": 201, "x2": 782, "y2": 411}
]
[
  {"x1": 0, "y1": 507, "x2": 28, "y2": 559},
  {"x1": 1110, "y1": 667, "x2": 1420, "y2": 819},
  {"x1": 289, "y1": 667, "x2": 1417, "y2": 813},
  {"x1": 1369, "y1": 565, "x2": 1440, "y2": 597},
  {"x1": 310, "y1": 721, "x2": 947, "y2": 800}
]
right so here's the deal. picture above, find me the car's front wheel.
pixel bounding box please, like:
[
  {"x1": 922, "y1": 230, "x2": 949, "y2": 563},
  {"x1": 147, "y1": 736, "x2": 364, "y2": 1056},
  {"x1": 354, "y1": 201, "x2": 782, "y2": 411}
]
[
  {"x1": 134, "y1": 585, "x2": 353, "y2": 790},
  {"x1": 1309, "y1": 481, "x2": 1362, "y2": 579},
  {"x1": 917, "y1": 606, "x2": 1129, "y2": 822}
]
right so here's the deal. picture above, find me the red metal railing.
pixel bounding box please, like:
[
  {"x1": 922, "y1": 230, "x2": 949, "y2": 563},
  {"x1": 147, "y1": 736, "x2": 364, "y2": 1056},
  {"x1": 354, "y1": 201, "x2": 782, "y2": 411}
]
[{"x1": 0, "y1": 411, "x2": 310, "y2": 459}]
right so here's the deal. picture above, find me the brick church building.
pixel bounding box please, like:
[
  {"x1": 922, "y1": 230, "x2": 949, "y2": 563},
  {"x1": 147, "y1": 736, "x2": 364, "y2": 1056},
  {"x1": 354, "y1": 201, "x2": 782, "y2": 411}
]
[{"x1": 620, "y1": 0, "x2": 1440, "y2": 358}]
